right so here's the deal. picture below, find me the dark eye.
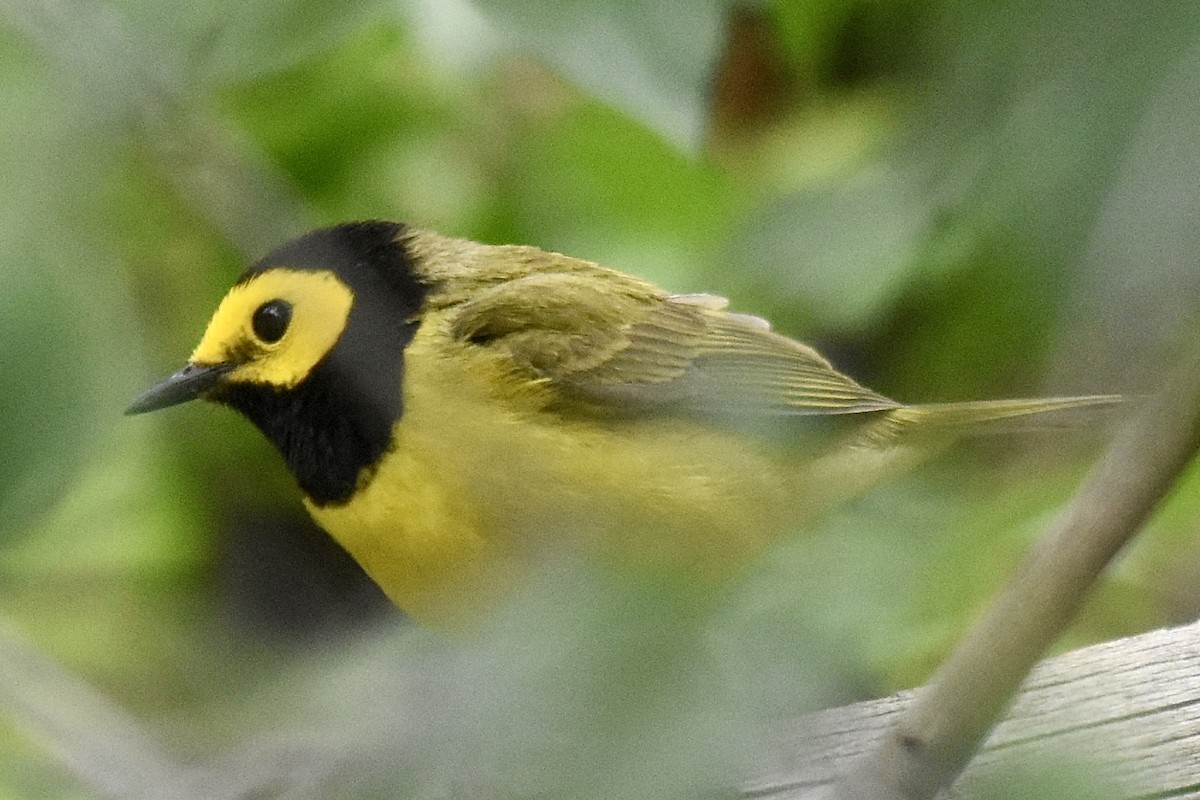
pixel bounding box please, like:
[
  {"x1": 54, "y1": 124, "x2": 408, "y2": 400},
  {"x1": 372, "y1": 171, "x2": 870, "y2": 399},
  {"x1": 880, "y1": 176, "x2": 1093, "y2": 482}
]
[{"x1": 252, "y1": 300, "x2": 292, "y2": 343}]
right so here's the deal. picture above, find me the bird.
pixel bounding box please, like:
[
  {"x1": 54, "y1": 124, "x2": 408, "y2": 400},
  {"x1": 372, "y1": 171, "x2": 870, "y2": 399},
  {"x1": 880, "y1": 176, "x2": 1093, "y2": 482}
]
[{"x1": 127, "y1": 221, "x2": 1118, "y2": 625}]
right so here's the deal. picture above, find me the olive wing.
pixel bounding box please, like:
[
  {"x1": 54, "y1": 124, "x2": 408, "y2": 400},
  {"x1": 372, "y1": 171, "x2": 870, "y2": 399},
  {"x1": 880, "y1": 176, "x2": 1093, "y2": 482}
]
[{"x1": 447, "y1": 272, "x2": 899, "y2": 417}]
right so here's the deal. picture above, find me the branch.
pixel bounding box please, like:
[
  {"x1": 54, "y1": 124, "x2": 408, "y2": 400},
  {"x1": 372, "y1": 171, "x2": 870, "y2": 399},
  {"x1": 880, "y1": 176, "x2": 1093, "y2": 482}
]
[
  {"x1": 746, "y1": 618, "x2": 1200, "y2": 798},
  {"x1": 824, "y1": 343, "x2": 1200, "y2": 799}
]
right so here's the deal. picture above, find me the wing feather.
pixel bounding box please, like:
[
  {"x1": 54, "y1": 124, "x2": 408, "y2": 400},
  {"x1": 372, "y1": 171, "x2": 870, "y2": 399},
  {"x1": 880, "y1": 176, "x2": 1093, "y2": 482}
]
[{"x1": 448, "y1": 273, "x2": 898, "y2": 418}]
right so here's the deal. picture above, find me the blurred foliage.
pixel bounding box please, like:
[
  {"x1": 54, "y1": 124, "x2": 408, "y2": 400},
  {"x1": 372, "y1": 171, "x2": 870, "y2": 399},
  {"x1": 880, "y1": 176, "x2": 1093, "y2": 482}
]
[{"x1": 2, "y1": 0, "x2": 1199, "y2": 797}]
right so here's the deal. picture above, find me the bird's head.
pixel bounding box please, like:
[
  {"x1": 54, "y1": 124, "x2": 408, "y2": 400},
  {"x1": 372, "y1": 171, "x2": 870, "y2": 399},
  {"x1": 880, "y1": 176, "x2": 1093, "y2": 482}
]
[{"x1": 127, "y1": 221, "x2": 427, "y2": 504}]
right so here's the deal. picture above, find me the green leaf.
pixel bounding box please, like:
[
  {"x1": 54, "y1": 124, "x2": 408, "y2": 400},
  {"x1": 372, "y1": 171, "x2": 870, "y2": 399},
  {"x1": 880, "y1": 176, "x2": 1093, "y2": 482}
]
[
  {"x1": 469, "y1": 0, "x2": 727, "y2": 150},
  {"x1": 734, "y1": 163, "x2": 932, "y2": 331}
]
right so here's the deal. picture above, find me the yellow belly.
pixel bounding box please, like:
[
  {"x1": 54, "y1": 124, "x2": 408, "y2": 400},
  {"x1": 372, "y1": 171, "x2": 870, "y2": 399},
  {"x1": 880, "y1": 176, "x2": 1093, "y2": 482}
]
[
  {"x1": 305, "y1": 443, "x2": 507, "y2": 625},
  {"x1": 307, "y1": 331, "x2": 802, "y2": 626}
]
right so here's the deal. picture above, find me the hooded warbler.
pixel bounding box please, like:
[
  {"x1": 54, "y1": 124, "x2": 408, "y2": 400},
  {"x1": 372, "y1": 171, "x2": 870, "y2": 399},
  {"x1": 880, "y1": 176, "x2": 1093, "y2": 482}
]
[{"x1": 128, "y1": 222, "x2": 1117, "y2": 624}]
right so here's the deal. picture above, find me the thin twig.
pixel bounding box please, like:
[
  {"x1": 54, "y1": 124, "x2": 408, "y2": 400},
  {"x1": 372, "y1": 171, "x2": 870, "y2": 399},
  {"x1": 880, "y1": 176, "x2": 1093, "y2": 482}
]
[{"x1": 823, "y1": 342, "x2": 1200, "y2": 799}]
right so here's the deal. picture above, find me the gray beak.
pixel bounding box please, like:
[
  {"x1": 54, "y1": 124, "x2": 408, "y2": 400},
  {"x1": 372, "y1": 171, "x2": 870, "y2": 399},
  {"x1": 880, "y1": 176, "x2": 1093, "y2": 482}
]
[{"x1": 126, "y1": 362, "x2": 233, "y2": 415}]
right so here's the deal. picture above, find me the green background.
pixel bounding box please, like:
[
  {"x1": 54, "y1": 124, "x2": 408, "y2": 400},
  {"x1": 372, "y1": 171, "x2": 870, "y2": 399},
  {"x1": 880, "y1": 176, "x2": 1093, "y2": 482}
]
[{"x1": 2, "y1": 1, "x2": 1197, "y2": 796}]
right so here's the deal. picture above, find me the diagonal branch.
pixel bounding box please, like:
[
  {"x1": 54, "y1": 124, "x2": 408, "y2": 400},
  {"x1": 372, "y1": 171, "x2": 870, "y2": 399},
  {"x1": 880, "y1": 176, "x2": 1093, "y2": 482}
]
[{"x1": 823, "y1": 339, "x2": 1200, "y2": 800}]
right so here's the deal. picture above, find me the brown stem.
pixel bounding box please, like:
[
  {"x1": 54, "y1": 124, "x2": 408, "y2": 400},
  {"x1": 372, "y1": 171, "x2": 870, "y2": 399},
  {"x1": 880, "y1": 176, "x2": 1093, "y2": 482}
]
[{"x1": 826, "y1": 345, "x2": 1200, "y2": 799}]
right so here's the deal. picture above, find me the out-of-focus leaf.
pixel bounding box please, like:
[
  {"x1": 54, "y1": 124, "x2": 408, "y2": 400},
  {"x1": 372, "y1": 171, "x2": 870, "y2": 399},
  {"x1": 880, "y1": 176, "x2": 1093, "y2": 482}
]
[
  {"x1": 0, "y1": 258, "x2": 94, "y2": 537},
  {"x1": 0, "y1": 0, "x2": 168, "y2": 123},
  {"x1": 398, "y1": 0, "x2": 501, "y2": 73},
  {"x1": 0, "y1": 52, "x2": 118, "y2": 536},
  {"x1": 733, "y1": 163, "x2": 932, "y2": 331},
  {"x1": 2, "y1": 0, "x2": 309, "y2": 255},
  {"x1": 180, "y1": 0, "x2": 389, "y2": 83},
  {"x1": 506, "y1": 98, "x2": 742, "y2": 288},
  {"x1": 218, "y1": 21, "x2": 492, "y2": 232},
  {"x1": 468, "y1": 0, "x2": 727, "y2": 150},
  {"x1": 10, "y1": 0, "x2": 388, "y2": 94},
  {"x1": 904, "y1": 1, "x2": 1200, "y2": 390},
  {"x1": 213, "y1": 560, "x2": 837, "y2": 800},
  {"x1": 0, "y1": 617, "x2": 191, "y2": 799},
  {"x1": 769, "y1": 0, "x2": 857, "y2": 72},
  {"x1": 0, "y1": 617, "x2": 338, "y2": 799},
  {"x1": 879, "y1": 243, "x2": 1060, "y2": 402},
  {"x1": 1052, "y1": 39, "x2": 1200, "y2": 392}
]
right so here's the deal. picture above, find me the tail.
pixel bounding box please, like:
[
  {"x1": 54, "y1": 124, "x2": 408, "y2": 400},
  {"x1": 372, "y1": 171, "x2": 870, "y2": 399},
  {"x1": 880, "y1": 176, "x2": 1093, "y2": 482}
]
[
  {"x1": 857, "y1": 394, "x2": 1125, "y2": 448},
  {"x1": 795, "y1": 394, "x2": 1123, "y2": 514}
]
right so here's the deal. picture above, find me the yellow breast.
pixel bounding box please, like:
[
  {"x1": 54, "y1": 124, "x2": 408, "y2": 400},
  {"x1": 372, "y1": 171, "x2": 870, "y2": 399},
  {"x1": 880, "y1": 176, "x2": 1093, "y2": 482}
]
[
  {"x1": 305, "y1": 322, "x2": 802, "y2": 625},
  {"x1": 305, "y1": 442, "x2": 509, "y2": 625}
]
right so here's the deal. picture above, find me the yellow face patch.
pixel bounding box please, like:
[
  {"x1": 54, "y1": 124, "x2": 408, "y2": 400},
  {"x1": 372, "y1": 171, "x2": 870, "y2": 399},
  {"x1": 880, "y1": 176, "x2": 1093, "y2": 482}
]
[{"x1": 191, "y1": 269, "x2": 354, "y2": 389}]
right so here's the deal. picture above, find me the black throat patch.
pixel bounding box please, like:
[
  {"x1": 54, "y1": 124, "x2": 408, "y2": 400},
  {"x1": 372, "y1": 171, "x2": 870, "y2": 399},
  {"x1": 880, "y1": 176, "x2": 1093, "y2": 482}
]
[{"x1": 216, "y1": 222, "x2": 427, "y2": 506}]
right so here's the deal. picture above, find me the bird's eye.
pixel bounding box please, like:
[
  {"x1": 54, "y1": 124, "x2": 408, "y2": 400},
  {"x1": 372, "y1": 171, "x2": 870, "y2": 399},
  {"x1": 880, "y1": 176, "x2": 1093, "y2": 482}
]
[{"x1": 252, "y1": 300, "x2": 292, "y2": 344}]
